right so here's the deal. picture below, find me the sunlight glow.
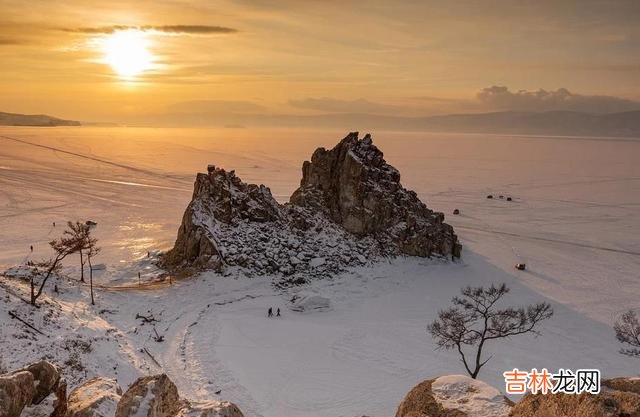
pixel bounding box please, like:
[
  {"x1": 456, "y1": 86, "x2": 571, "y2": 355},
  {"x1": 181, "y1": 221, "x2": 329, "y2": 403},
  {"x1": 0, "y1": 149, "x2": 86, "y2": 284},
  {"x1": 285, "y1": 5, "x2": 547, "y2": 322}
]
[{"x1": 102, "y1": 30, "x2": 154, "y2": 79}]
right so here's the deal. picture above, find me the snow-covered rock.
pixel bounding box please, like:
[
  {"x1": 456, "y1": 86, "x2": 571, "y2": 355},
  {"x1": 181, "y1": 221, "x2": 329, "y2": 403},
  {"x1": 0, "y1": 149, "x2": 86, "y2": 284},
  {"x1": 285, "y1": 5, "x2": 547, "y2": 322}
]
[
  {"x1": 115, "y1": 374, "x2": 185, "y2": 417},
  {"x1": 67, "y1": 377, "x2": 123, "y2": 417},
  {"x1": 395, "y1": 375, "x2": 512, "y2": 417},
  {"x1": 162, "y1": 132, "x2": 460, "y2": 280}
]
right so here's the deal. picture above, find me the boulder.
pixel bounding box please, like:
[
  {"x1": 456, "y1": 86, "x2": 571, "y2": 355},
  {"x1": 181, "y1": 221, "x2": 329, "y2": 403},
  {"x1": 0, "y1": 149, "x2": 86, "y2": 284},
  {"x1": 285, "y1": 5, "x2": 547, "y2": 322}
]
[
  {"x1": 509, "y1": 389, "x2": 640, "y2": 417},
  {"x1": 115, "y1": 374, "x2": 186, "y2": 417},
  {"x1": 176, "y1": 401, "x2": 244, "y2": 417},
  {"x1": 67, "y1": 377, "x2": 122, "y2": 417},
  {"x1": 26, "y1": 360, "x2": 61, "y2": 404},
  {"x1": 0, "y1": 370, "x2": 35, "y2": 417},
  {"x1": 395, "y1": 375, "x2": 512, "y2": 417}
]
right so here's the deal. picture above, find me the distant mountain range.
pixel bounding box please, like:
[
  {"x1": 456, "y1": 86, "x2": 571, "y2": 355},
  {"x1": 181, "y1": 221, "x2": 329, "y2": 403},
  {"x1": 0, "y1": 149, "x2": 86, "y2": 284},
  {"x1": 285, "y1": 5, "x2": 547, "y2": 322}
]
[
  {"x1": 235, "y1": 110, "x2": 640, "y2": 138},
  {"x1": 0, "y1": 112, "x2": 81, "y2": 126},
  {"x1": 2, "y1": 109, "x2": 639, "y2": 137}
]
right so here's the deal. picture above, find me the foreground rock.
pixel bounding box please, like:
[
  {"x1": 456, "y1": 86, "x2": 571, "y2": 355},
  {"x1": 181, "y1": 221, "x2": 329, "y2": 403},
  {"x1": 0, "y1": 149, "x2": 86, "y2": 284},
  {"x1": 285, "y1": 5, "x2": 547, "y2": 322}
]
[
  {"x1": 509, "y1": 377, "x2": 640, "y2": 417},
  {"x1": 163, "y1": 132, "x2": 460, "y2": 278},
  {"x1": 67, "y1": 377, "x2": 122, "y2": 417},
  {"x1": 0, "y1": 371, "x2": 35, "y2": 417},
  {"x1": 26, "y1": 361, "x2": 61, "y2": 405},
  {"x1": 0, "y1": 360, "x2": 63, "y2": 417},
  {"x1": 175, "y1": 401, "x2": 244, "y2": 417},
  {"x1": 2, "y1": 362, "x2": 244, "y2": 417},
  {"x1": 395, "y1": 375, "x2": 512, "y2": 417},
  {"x1": 116, "y1": 374, "x2": 185, "y2": 417}
]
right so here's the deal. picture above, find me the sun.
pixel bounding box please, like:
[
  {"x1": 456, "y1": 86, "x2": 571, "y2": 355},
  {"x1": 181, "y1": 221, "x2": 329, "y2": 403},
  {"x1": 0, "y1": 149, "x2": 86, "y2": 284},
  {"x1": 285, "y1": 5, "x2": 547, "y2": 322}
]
[{"x1": 102, "y1": 30, "x2": 154, "y2": 79}]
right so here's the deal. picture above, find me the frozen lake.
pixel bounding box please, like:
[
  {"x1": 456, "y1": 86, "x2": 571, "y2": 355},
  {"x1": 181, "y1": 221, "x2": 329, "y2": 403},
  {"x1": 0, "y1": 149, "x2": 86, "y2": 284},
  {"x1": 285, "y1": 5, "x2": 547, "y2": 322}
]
[
  {"x1": 1, "y1": 126, "x2": 638, "y2": 321},
  {"x1": 1, "y1": 126, "x2": 640, "y2": 417}
]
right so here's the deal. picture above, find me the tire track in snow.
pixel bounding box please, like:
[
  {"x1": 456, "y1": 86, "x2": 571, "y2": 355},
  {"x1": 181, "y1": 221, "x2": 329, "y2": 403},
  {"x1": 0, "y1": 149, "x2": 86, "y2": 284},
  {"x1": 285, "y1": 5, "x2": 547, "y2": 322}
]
[
  {"x1": 458, "y1": 226, "x2": 640, "y2": 256},
  {"x1": 0, "y1": 135, "x2": 186, "y2": 183}
]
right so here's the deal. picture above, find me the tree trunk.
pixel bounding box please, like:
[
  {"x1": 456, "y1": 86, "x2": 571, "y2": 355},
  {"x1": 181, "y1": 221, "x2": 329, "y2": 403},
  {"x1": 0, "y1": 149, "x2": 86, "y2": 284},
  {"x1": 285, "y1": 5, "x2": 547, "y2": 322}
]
[
  {"x1": 88, "y1": 256, "x2": 95, "y2": 305},
  {"x1": 79, "y1": 250, "x2": 85, "y2": 283}
]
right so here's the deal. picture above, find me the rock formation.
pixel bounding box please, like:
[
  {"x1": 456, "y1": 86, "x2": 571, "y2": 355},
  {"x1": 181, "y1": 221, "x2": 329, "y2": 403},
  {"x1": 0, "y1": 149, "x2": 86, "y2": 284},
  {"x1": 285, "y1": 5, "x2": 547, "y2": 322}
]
[
  {"x1": 0, "y1": 361, "x2": 64, "y2": 417},
  {"x1": 1, "y1": 362, "x2": 244, "y2": 417},
  {"x1": 395, "y1": 375, "x2": 513, "y2": 417},
  {"x1": 162, "y1": 132, "x2": 460, "y2": 278},
  {"x1": 291, "y1": 132, "x2": 458, "y2": 257}
]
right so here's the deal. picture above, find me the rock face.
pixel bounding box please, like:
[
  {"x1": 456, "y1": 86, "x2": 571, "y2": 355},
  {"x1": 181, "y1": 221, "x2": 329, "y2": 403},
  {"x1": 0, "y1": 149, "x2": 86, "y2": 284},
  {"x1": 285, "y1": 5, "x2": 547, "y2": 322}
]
[
  {"x1": 67, "y1": 377, "x2": 123, "y2": 417},
  {"x1": 291, "y1": 132, "x2": 458, "y2": 257},
  {"x1": 395, "y1": 375, "x2": 512, "y2": 417},
  {"x1": 509, "y1": 377, "x2": 640, "y2": 417},
  {"x1": 163, "y1": 132, "x2": 460, "y2": 277},
  {"x1": 116, "y1": 374, "x2": 185, "y2": 417}
]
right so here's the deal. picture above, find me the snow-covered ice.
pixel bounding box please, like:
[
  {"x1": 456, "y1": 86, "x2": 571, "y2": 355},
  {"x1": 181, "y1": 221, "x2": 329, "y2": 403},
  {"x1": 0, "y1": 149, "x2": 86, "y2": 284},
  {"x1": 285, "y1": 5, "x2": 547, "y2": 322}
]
[{"x1": 1, "y1": 126, "x2": 639, "y2": 417}]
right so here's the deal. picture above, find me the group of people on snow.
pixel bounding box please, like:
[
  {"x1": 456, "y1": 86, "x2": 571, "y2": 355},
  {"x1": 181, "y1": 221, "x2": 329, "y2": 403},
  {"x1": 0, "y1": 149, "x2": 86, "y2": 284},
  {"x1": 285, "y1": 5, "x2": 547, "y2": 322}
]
[{"x1": 267, "y1": 307, "x2": 281, "y2": 317}]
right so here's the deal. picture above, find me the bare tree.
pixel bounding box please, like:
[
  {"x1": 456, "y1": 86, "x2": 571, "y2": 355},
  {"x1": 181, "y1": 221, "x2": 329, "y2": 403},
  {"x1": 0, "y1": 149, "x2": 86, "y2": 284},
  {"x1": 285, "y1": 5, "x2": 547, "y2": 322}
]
[
  {"x1": 29, "y1": 224, "x2": 83, "y2": 305},
  {"x1": 66, "y1": 221, "x2": 90, "y2": 282},
  {"x1": 427, "y1": 283, "x2": 553, "y2": 379},
  {"x1": 86, "y1": 237, "x2": 100, "y2": 306},
  {"x1": 614, "y1": 310, "x2": 640, "y2": 357}
]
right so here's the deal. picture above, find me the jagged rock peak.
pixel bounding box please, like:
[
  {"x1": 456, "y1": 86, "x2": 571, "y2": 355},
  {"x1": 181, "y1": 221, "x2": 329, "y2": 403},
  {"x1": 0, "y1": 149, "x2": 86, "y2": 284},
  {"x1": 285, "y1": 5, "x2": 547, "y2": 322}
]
[
  {"x1": 291, "y1": 132, "x2": 460, "y2": 257},
  {"x1": 162, "y1": 132, "x2": 460, "y2": 277}
]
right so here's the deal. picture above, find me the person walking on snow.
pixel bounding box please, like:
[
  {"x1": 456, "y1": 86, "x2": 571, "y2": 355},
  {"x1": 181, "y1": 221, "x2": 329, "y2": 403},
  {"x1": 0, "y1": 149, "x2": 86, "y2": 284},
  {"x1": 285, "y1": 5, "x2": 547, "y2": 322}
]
[
  {"x1": 268, "y1": 307, "x2": 273, "y2": 317},
  {"x1": 276, "y1": 308, "x2": 281, "y2": 317}
]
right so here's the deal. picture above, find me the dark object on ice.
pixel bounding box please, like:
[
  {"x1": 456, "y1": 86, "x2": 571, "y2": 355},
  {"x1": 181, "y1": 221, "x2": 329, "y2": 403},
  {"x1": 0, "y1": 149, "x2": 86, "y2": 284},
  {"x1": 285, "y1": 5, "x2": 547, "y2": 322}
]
[
  {"x1": 499, "y1": 195, "x2": 504, "y2": 199},
  {"x1": 507, "y1": 197, "x2": 512, "y2": 201},
  {"x1": 486, "y1": 195, "x2": 493, "y2": 199},
  {"x1": 453, "y1": 209, "x2": 460, "y2": 215},
  {"x1": 268, "y1": 307, "x2": 273, "y2": 317},
  {"x1": 53, "y1": 222, "x2": 56, "y2": 227},
  {"x1": 85, "y1": 220, "x2": 97, "y2": 227},
  {"x1": 276, "y1": 308, "x2": 281, "y2": 317},
  {"x1": 515, "y1": 263, "x2": 526, "y2": 270},
  {"x1": 215, "y1": 389, "x2": 222, "y2": 395},
  {"x1": 30, "y1": 245, "x2": 33, "y2": 252}
]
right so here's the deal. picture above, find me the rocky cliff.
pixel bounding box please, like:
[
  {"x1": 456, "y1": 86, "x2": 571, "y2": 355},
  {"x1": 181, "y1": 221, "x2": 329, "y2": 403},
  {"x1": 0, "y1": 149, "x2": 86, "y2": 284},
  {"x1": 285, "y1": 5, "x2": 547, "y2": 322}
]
[{"x1": 162, "y1": 132, "x2": 460, "y2": 278}]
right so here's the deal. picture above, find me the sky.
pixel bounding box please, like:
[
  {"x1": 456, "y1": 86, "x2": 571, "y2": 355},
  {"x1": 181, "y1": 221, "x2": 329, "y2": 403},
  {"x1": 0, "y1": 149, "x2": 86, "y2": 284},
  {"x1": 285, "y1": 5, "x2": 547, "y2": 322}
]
[{"x1": 0, "y1": 0, "x2": 639, "y2": 124}]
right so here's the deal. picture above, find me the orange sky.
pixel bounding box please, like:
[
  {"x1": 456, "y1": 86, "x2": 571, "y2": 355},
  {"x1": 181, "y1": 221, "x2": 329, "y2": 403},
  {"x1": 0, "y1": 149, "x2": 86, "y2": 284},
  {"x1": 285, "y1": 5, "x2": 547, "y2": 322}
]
[{"x1": 0, "y1": 0, "x2": 639, "y2": 123}]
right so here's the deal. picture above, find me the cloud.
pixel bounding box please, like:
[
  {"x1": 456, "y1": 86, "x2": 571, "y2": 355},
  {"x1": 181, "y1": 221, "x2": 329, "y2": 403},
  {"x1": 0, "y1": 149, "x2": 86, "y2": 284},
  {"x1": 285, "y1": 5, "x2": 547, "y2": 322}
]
[
  {"x1": 0, "y1": 37, "x2": 27, "y2": 45},
  {"x1": 62, "y1": 25, "x2": 237, "y2": 35},
  {"x1": 477, "y1": 85, "x2": 640, "y2": 113}
]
